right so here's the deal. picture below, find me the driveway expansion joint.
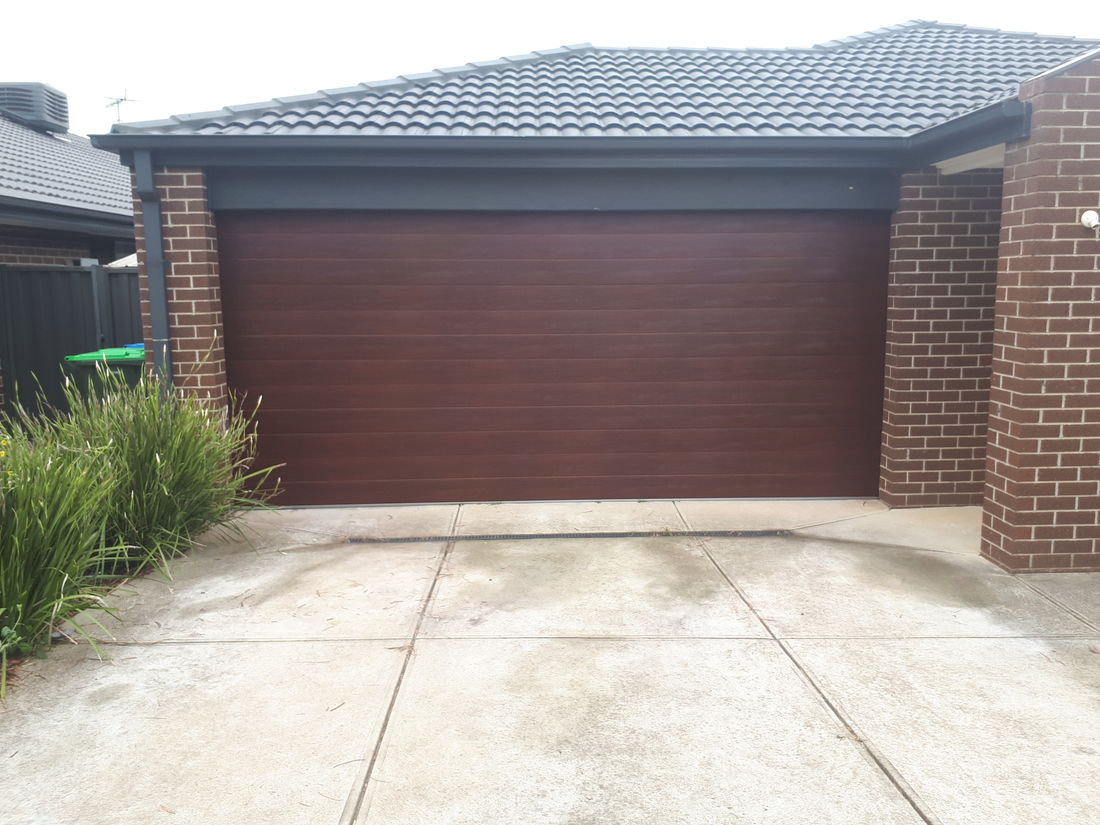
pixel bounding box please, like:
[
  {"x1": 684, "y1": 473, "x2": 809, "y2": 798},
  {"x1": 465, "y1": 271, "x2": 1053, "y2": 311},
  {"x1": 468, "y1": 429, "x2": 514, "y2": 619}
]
[
  {"x1": 347, "y1": 529, "x2": 792, "y2": 544},
  {"x1": 672, "y1": 501, "x2": 945, "y2": 825},
  {"x1": 338, "y1": 506, "x2": 460, "y2": 824},
  {"x1": 1011, "y1": 576, "x2": 1100, "y2": 633}
]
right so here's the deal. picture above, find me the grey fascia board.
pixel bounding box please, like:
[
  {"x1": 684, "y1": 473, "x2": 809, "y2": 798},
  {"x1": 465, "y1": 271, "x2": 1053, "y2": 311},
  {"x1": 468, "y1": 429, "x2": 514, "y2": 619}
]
[
  {"x1": 0, "y1": 198, "x2": 134, "y2": 237},
  {"x1": 92, "y1": 132, "x2": 905, "y2": 155},
  {"x1": 126, "y1": 149, "x2": 906, "y2": 172}
]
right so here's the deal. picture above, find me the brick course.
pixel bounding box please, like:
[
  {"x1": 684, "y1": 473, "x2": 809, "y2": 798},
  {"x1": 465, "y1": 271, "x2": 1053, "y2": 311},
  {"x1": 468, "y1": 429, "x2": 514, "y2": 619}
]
[
  {"x1": 132, "y1": 168, "x2": 228, "y2": 406},
  {"x1": 982, "y1": 56, "x2": 1100, "y2": 572},
  {"x1": 880, "y1": 169, "x2": 1003, "y2": 507},
  {"x1": 0, "y1": 226, "x2": 91, "y2": 266}
]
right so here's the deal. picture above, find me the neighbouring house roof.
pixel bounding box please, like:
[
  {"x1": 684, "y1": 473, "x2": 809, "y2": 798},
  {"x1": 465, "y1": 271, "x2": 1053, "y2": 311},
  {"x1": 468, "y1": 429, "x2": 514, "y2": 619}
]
[
  {"x1": 110, "y1": 21, "x2": 1100, "y2": 140},
  {"x1": 0, "y1": 113, "x2": 132, "y2": 216}
]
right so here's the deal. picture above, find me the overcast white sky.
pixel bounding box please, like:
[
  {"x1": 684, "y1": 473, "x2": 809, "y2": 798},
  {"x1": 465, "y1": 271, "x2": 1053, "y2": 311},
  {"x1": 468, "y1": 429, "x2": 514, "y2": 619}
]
[{"x1": 4, "y1": 0, "x2": 1098, "y2": 137}]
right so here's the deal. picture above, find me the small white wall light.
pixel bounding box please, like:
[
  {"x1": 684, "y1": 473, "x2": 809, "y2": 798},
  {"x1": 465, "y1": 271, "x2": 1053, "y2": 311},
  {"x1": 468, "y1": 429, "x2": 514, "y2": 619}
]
[{"x1": 1082, "y1": 210, "x2": 1100, "y2": 233}]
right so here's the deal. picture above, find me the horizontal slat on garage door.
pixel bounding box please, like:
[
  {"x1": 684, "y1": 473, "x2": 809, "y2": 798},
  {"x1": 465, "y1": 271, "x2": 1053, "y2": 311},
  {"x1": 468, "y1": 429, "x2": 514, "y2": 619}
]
[{"x1": 218, "y1": 211, "x2": 888, "y2": 504}]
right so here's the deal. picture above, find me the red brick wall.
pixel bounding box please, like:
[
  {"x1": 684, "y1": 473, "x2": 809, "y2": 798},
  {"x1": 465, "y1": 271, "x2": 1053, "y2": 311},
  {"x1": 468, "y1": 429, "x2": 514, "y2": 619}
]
[
  {"x1": 132, "y1": 168, "x2": 228, "y2": 406},
  {"x1": 982, "y1": 56, "x2": 1100, "y2": 573},
  {"x1": 0, "y1": 226, "x2": 92, "y2": 265},
  {"x1": 880, "y1": 169, "x2": 1003, "y2": 507}
]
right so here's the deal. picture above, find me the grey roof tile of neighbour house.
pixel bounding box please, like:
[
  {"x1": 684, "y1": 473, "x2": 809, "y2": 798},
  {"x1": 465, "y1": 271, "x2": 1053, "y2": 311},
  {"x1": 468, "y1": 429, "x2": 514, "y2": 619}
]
[
  {"x1": 0, "y1": 114, "x2": 132, "y2": 214},
  {"x1": 112, "y1": 21, "x2": 1100, "y2": 140}
]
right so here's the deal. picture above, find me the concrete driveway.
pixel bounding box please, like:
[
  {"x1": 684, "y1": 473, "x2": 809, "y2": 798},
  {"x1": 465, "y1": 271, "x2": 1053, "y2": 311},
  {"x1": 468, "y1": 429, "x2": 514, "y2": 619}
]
[{"x1": 3, "y1": 500, "x2": 1099, "y2": 825}]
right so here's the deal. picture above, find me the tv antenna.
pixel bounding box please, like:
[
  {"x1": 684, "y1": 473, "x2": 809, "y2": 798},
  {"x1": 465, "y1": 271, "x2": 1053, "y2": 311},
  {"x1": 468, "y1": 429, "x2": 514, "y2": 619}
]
[{"x1": 105, "y1": 90, "x2": 137, "y2": 122}]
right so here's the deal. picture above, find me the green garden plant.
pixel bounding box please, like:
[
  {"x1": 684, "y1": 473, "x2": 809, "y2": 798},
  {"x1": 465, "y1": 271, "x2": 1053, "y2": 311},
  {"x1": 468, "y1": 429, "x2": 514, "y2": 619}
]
[
  {"x1": 0, "y1": 430, "x2": 125, "y2": 693},
  {"x1": 0, "y1": 366, "x2": 278, "y2": 693},
  {"x1": 47, "y1": 368, "x2": 279, "y2": 569}
]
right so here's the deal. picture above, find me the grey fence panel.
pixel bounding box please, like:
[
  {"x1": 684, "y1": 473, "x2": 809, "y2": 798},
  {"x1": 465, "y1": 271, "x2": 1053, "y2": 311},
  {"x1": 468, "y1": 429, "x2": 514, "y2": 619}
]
[
  {"x1": 0, "y1": 265, "x2": 142, "y2": 413},
  {"x1": 104, "y1": 267, "x2": 142, "y2": 347}
]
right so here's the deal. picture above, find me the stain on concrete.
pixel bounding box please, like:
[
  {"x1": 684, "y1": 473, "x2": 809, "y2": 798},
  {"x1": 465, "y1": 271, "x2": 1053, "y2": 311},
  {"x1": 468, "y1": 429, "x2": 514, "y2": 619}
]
[
  {"x1": 705, "y1": 534, "x2": 1090, "y2": 638},
  {"x1": 797, "y1": 536, "x2": 1007, "y2": 611},
  {"x1": 83, "y1": 683, "x2": 131, "y2": 707}
]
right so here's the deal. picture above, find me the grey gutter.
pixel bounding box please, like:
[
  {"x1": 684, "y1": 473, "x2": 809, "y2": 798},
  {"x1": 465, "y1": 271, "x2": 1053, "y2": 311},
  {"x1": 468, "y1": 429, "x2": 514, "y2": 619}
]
[
  {"x1": 92, "y1": 133, "x2": 908, "y2": 152},
  {"x1": 0, "y1": 194, "x2": 132, "y2": 223},
  {"x1": 132, "y1": 150, "x2": 173, "y2": 387},
  {"x1": 904, "y1": 99, "x2": 1030, "y2": 163},
  {"x1": 93, "y1": 134, "x2": 910, "y2": 170},
  {"x1": 0, "y1": 200, "x2": 133, "y2": 238}
]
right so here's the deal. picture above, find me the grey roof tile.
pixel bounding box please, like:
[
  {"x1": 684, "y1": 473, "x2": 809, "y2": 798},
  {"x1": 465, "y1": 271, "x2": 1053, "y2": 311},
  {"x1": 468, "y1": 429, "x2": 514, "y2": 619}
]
[
  {"x1": 1, "y1": 114, "x2": 131, "y2": 215},
  {"x1": 113, "y1": 21, "x2": 1100, "y2": 140}
]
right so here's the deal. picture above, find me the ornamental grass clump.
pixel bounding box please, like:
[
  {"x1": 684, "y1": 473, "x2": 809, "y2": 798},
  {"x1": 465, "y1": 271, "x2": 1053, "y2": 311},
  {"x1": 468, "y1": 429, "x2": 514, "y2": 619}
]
[
  {"x1": 0, "y1": 366, "x2": 277, "y2": 690},
  {"x1": 47, "y1": 366, "x2": 279, "y2": 570},
  {"x1": 0, "y1": 429, "x2": 126, "y2": 692}
]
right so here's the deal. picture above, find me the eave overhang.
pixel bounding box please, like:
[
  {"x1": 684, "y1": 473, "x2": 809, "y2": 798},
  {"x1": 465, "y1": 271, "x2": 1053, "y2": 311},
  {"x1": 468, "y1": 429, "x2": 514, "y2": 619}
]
[
  {"x1": 0, "y1": 195, "x2": 134, "y2": 237},
  {"x1": 89, "y1": 99, "x2": 1030, "y2": 173}
]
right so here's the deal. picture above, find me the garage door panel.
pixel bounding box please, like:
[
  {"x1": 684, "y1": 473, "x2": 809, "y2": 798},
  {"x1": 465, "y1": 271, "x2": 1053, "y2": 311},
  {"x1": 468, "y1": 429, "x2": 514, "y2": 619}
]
[
  {"x1": 279, "y1": 472, "x2": 878, "y2": 506},
  {"x1": 223, "y1": 229, "x2": 879, "y2": 262},
  {"x1": 259, "y1": 426, "x2": 877, "y2": 459},
  {"x1": 258, "y1": 447, "x2": 875, "y2": 481},
  {"x1": 228, "y1": 281, "x2": 875, "y2": 313},
  {"x1": 257, "y1": 404, "x2": 881, "y2": 435},
  {"x1": 232, "y1": 356, "x2": 882, "y2": 387},
  {"x1": 229, "y1": 306, "x2": 880, "y2": 337},
  {"x1": 254, "y1": 378, "x2": 877, "y2": 410},
  {"x1": 217, "y1": 253, "x2": 886, "y2": 287},
  {"x1": 219, "y1": 211, "x2": 887, "y2": 504},
  {"x1": 229, "y1": 330, "x2": 882, "y2": 362},
  {"x1": 227, "y1": 210, "x2": 886, "y2": 237}
]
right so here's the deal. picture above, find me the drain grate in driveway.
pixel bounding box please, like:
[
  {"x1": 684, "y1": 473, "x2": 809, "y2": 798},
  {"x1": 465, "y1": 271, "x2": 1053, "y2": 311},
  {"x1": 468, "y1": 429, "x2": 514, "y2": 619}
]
[{"x1": 347, "y1": 529, "x2": 792, "y2": 545}]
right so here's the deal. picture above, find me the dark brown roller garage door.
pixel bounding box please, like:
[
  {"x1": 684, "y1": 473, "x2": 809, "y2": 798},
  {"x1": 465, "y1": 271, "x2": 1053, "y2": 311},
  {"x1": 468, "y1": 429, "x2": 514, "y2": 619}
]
[{"x1": 218, "y1": 211, "x2": 888, "y2": 505}]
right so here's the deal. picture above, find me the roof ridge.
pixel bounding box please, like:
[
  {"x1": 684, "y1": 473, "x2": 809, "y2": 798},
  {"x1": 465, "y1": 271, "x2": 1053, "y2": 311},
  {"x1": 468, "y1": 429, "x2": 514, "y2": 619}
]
[
  {"x1": 813, "y1": 20, "x2": 934, "y2": 50},
  {"x1": 107, "y1": 21, "x2": 1100, "y2": 136},
  {"x1": 111, "y1": 38, "x2": 836, "y2": 133},
  {"x1": 815, "y1": 18, "x2": 1099, "y2": 50},
  {"x1": 0, "y1": 109, "x2": 87, "y2": 143}
]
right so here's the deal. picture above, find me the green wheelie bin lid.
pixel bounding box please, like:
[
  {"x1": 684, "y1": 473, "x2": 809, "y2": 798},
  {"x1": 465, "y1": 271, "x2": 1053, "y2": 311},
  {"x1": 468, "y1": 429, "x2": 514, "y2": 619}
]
[{"x1": 65, "y1": 347, "x2": 146, "y2": 364}]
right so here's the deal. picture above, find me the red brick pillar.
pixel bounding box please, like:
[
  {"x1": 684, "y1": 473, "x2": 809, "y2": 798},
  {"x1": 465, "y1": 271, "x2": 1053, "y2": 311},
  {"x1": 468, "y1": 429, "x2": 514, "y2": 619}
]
[
  {"x1": 880, "y1": 169, "x2": 1003, "y2": 507},
  {"x1": 982, "y1": 56, "x2": 1100, "y2": 572},
  {"x1": 133, "y1": 167, "x2": 228, "y2": 406}
]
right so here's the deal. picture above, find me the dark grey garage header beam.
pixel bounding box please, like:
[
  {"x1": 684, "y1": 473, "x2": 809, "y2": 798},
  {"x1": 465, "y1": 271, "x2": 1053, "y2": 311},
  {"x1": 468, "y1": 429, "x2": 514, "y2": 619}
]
[{"x1": 207, "y1": 166, "x2": 900, "y2": 212}]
